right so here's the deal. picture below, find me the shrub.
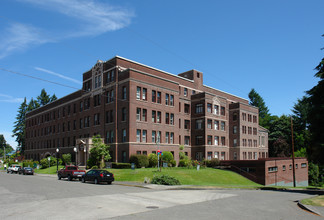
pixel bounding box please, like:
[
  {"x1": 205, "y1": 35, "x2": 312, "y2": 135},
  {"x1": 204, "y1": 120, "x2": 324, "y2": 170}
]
[
  {"x1": 204, "y1": 158, "x2": 220, "y2": 167},
  {"x1": 112, "y1": 162, "x2": 131, "y2": 169},
  {"x1": 129, "y1": 155, "x2": 139, "y2": 167},
  {"x1": 148, "y1": 153, "x2": 158, "y2": 167},
  {"x1": 169, "y1": 159, "x2": 176, "y2": 167},
  {"x1": 309, "y1": 162, "x2": 320, "y2": 186},
  {"x1": 8, "y1": 160, "x2": 18, "y2": 166},
  {"x1": 87, "y1": 156, "x2": 97, "y2": 169},
  {"x1": 151, "y1": 174, "x2": 181, "y2": 185},
  {"x1": 62, "y1": 154, "x2": 72, "y2": 165},
  {"x1": 179, "y1": 151, "x2": 188, "y2": 160},
  {"x1": 210, "y1": 158, "x2": 220, "y2": 167},
  {"x1": 91, "y1": 165, "x2": 98, "y2": 169},
  {"x1": 49, "y1": 156, "x2": 57, "y2": 166},
  {"x1": 39, "y1": 156, "x2": 57, "y2": 168},
  {"x1": 161, "y1": 151, "x2": 173, "y2": 163},
  {"x1": 178, "y1": 159, "x2": 190, "y2": 167},
  {"x1": 129, "y1": 154, "x2": 149, "y2": 168},
  {"x1": 22, "y1": 160, "x2": 34, "y2": 168},
  {"x1": 40, "y1": 158, "x2": 49, "y2": 169},
  {"x1": 192, "y1": 160, "x2": 200, "y2": 167}
]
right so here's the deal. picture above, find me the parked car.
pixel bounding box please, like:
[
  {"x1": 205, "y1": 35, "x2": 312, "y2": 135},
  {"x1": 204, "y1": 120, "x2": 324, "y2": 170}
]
[
  {"x1": 18, "y1": 167, "x2": 34, "y2": 175},
  {"x1": 81, "y1": 169, "x2": 114, "y2": 184},
  {"x1": 7, "y1": 164, "x2": 22, "y2": 174},
  {"x1": 57, "y1": 165, "x2": 86, "y2": 181}
]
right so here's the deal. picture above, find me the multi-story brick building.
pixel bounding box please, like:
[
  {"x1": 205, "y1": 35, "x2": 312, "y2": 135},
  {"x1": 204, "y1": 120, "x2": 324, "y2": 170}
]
[{"x1": 25, "y1": 56, "x2": 268, "y2": 164}]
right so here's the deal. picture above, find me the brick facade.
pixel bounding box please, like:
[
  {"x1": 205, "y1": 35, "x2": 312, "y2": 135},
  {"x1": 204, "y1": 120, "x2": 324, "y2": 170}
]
[
  {"x1": 25, "y1": 56, "x2": 268, "y2": 164},
  {"x1": 221, "y1": 158, "x2": 308, "y2": 186}
]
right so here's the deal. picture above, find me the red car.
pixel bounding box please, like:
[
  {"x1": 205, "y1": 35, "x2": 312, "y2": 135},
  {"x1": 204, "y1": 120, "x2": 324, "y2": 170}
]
[{"x1": 57, "y1": 165, "x2": 86, "y2": 181}]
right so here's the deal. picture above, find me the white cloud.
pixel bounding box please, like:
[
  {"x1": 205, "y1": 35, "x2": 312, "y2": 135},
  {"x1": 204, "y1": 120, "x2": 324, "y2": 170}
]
[
  {"x1": 20, "y1": 0, "x2": 134, "y2": 37},
  {"x1": 0, "y1": 23, "x2": 51, "y2": 59},
  {"x1": 34, "y1": 67, "x2": 82, "y2": 85},
  {"x1": 0, "y1": 94, "x2": 24, "y2": 103},
  {"x1": 0, "y1": 0, "x2": 134, "y2": 59}
]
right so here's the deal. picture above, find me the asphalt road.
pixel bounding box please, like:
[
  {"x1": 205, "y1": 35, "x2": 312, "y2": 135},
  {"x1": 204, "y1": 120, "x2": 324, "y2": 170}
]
[{"x1": 0, "y1": 171, "x2": 322, "y2": 220}]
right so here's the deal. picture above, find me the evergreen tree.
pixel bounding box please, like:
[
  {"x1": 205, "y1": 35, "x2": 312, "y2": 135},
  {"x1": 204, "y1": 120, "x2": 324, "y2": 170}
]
[
  {"x1": 248, "y1": 88, "x2": 272, "y2": 128},
  {"x1": 37, "y1": 89, "x2": 51, "y2": 106},
  {"x1": 27, "y1": 98, "x2": 40, "y2": 112},
  {"x1": 292, "y1": 96, "x2": 310, "y2": 132},
  {"x1": 306, "y1": 56, "x2": 324, "y2": 164},
  {"x1": 12, "y1": 98, "x2": 27, "y2": 153},
  {"x1": 248, "y1": 88, "x2": 270, "y2": 118},
  {"x1": 50, "y1": 94, "x2": 57, "y2": 102},
  {"x1": 12, "y1": 90, "x2": 57, "y2": 155},
  {"x1": 291, "y1": 96, "x2": 311, "y2": 153}
]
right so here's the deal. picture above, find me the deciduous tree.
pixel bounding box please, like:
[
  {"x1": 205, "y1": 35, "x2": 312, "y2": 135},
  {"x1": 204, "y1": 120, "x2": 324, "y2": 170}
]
[
  {"x1": 89, "y1": 135, "x2": 111, "y2": 168},
  {"x1": 0, "y1": 135, "x2": 13, "y2": 158}
]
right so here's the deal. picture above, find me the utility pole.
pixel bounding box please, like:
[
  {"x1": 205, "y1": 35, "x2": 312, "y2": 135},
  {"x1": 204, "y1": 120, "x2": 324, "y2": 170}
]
[
  {"x1": 115, "y1": 68, "x2": 118, "y2": 163},
  {"x1": 291, "y1": 117, "x2": 296, "y2": 187},
  {"x1": 3, "y1": 141, "x2": 6, "y2": 161}
]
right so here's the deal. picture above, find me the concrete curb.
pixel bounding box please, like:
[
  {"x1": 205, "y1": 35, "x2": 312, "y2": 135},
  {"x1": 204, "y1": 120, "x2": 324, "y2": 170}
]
[{"x1": 297, "y1": 201, "x2": 322, "y2": 216}]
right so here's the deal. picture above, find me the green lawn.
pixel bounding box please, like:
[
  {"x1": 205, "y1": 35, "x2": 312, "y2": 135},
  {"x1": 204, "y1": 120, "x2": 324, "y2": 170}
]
[
  {"x1": 110, "y1": 167, "x2": 261, "y2": 187},
  {"x1": 34, "y1": 165, "x2": 64, "y2": 174},
  {"x1": 33, "y1": 166, "x2": 260, "y2": 187},
  {"x1": 301, "y1": 195, "x2": 324, "y2": 207}
]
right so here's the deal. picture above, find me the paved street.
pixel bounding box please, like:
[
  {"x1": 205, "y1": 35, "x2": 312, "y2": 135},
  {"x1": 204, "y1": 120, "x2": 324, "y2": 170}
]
[{"x1": 0, "y1": 172, "x2": 322, "y2": 220}]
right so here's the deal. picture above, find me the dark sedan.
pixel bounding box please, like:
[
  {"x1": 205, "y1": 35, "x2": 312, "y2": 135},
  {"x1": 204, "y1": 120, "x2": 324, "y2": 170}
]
[
  {"x1": 81, "y1": 169, "x2": 114, "y2": 184},
  {"x1": 18, "y1": 167, "x2": 34, "y2": 175}
]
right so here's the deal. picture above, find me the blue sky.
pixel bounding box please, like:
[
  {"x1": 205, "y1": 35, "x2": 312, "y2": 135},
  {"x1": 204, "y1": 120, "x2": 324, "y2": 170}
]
[{"x1": 0, "y1": 0, "x2": 323, "y2": 149}]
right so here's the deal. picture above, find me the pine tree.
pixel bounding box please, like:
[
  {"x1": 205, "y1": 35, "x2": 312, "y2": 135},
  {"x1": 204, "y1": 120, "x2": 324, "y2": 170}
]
[
  {"x1": 306, "y1": 57, "x2": 324, "y2": 164},
  {"x1": 248, "y1": 88, "x2": 269, "y2": 118},
  {"x1": 248, "y1": 88, "x2": 272, "y2": 128},
  {"x1": 291, "y1": 96, "x2": 310, "y2": 154},
  {"x1": 12, "y1": 98, "x2": 27, "y2": 153},
  {"x1": 37, "y1": 89, "x2": 51, "y2": 106},
  {"x1": 50, "y1": 94, "x2": 58, "y2": 102},
  {"x1": 27, "y1": 98, "x2": 40, "y2": 112}
]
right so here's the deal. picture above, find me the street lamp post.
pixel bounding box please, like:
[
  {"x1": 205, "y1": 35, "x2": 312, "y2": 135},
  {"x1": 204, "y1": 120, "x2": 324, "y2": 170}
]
[
  {"x1": 84, "y1": 147, "x2": 87, "y2": 169},
  {"x1": 56, "y1": 148, "x2": 59, "y2": 173},
  {"x1": 74, "y1": 147, "x2": 77, "y2": 166}
]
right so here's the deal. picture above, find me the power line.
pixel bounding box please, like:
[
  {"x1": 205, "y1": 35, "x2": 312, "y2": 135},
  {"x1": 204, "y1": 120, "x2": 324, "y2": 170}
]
[
  {"x1": 0, "y1": 9, "x2": 247, "y2": 97},
  {"x1": 125, "y1": 27, "x2": 247, "y2": 96},
  {"x1": 0, "y1": 68, "x2": 79, "y2": 90}
]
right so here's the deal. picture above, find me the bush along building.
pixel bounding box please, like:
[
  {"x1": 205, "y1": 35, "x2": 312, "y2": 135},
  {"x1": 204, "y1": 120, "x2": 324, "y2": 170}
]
[{"x1": 25, "y1": 56, "x2": 268, "y2": 165}]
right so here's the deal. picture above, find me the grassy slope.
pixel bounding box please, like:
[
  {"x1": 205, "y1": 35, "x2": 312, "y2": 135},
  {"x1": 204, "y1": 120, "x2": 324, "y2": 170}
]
[
  {"x1": 34, "y1": 165, "x2": 64, "y2": 174},
  {"x1": 111, "y1": 167, "x2": 260, "y2": 187},
  {"x1": 301, "y1": 195, "x2": 324, "y2": 207},
  {"x1": 33, "y1": 166, "x2": 260, "y2": 187}
]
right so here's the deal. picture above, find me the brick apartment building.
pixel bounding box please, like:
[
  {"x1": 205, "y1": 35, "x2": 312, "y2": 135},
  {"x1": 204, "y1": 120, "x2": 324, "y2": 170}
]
[{"x1": 25, "y1": 56, "x2": 268, "y2": 164}]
